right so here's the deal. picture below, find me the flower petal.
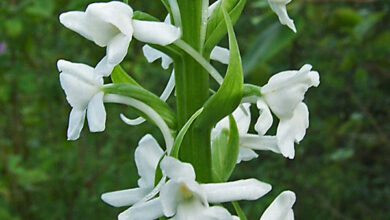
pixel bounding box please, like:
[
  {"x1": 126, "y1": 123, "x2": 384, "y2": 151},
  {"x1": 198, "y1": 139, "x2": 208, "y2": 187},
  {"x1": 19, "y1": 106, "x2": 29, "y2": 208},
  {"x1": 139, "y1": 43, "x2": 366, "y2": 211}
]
[
  {"x1": 95, "y1": 56, "x2": 116, "y2": 77},
  {"x1": 58, "y1": 60, "x2": 102, "y2": 108},
  {"x1": 159, "y1": 180, "x2": 182, "y2": 217},
  {"x1": 255, "y1": 98, "x2": 273, "y2": 135},
  {"x1": 135, "y1": 134, "x2": 164, "y2": 188},
  {"x1": 210, "y1": 46, "x2": 230, "y2": 64},
  {"x1": 101, "y1": 187, "x2": 151, "y2": 207},
  {"x1": 202, "y1": 179, "x2": 272, "y2": 203},
  {"x1": 59, "y1": 11, "x2": 94, "y2": 42},
  {"x1": 60, "y1": 11, "x2": 118, "y2": 47},
  {"x1": 67, "y1": 108, "x2": 86, "y2": 140},
  {"x1": 160, "y1": 179, "x2": 207, "y2": 217},
  {"x1": 87, "y1": 92, "x2": 106, "y2": 132},
  {"x1": 261, "y1": 64, "x2": 319, "y2": 119},
  {"x1": 268, "y1": 0, "x2": 296, "y2": 32},
  {"x1": 240, "y1": 134, "x2": 280, "y2": 154},
  {"x1": 86, "y1": 1, "x2": 133, "y2": 36},
  {"x1": 132, "y1": 20, "x2": 181, "y2": 46},
  {"x1": 171, "y1": 199, "x2": 205, "y2": 220},
  {"x1": 107, "y1": 33, "x2": 131, "y2": 65},
  {"x1": 200, "y1": 206, "x2": 237, "y2": 220},
  {"x1": 260, "y1": 191, "x2": 296, "y2": 220},
  {"x1": 160, "y1": 156, "x2": 196, "y2": 181},
  {"x1": 142, "y1": 45, "x2": 173, "y2": 69},
  {"x1": 237, "y1": 147, "x2": 259, "y2": 164},
  {"x1": 276, "y1": 102, "x2": 309, "y2": 159},
  {"x1": 118, "y1": 198, "x2": 164, "y2": 220}
]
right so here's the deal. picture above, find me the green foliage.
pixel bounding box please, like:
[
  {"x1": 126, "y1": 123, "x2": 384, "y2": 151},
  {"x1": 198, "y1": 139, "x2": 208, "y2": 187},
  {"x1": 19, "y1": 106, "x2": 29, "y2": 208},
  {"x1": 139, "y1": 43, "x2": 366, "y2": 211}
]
[
  {"x1": 195, "y1": 7, "x2": 243, "y2": 129},
  {"x1": 0, "y1": 0, "x2": 389, "y2": 219}
]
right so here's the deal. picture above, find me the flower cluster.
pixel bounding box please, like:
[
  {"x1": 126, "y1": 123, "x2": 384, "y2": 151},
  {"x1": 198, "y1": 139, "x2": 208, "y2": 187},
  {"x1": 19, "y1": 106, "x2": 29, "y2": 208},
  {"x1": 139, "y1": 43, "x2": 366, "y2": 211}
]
[{"x1": 58, "y1": 1, "x2": 318, "y2": 219}]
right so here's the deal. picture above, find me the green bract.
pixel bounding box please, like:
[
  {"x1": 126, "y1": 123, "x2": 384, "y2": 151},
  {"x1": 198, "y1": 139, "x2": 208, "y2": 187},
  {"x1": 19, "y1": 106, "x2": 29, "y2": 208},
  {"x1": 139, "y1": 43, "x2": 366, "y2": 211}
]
[
  {"x1": 195, "y1": 7, "x2": 243, "y2": 129},
  {"x1": 211, "y1": 115, "x2": 240, "y2": 182}
]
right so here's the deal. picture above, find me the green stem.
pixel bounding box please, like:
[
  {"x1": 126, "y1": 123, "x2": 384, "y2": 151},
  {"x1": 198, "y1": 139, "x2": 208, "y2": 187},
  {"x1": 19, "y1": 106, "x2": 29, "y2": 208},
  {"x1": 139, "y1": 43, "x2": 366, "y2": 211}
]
[{"x1": 175, "y1": 0, "x2": 211, "y2": 183}]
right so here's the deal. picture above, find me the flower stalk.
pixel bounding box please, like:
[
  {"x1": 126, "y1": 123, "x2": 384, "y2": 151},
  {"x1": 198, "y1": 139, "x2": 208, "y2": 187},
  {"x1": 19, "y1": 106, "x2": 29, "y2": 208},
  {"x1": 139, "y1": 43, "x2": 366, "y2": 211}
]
[{"x1": 175, "y1": 0, "x2": 212, "y2": 182}]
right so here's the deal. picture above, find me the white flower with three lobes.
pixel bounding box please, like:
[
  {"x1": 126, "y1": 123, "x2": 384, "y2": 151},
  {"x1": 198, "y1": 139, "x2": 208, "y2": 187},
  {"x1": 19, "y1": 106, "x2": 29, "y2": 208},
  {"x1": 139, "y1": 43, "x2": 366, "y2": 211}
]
[
  {"x1": 110, "y1": 155, "x2": 271, "y2": 220},
  {"x1": 101, "y1": 134, "x2": 164, "y2": 208},
  {"x1": 268, "y1": 0, "x2": 297, "y2": 32},
  {"x1": 57, "y1": 60, "x2": 105, "y2": 141},
  {"x1": 59, "y1": 1, "x2": 181, "y2": 77}
]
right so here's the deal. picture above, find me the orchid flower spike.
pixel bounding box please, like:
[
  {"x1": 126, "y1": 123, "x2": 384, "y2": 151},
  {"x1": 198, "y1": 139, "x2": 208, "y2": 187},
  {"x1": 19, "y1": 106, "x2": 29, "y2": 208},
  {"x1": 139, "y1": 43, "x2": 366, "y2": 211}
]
[
  {"x1": 260, "y1": 191, "x2": 296, "y2": 220},
  {"x1": 120, "y1": 157, "x2": 272, "y2": 220},
  {"x1": 268, "y1": 0, "x2": 297, "y2": 32},
  {"x1": 101, "y1": 134, "x2": 164, "y2": 208},
  {"x1": 57, "y1": 59, "x2": 105, "y2": 140},
  {"x1": 59, "y1": 1, "x2": 181, "y2": 77}
]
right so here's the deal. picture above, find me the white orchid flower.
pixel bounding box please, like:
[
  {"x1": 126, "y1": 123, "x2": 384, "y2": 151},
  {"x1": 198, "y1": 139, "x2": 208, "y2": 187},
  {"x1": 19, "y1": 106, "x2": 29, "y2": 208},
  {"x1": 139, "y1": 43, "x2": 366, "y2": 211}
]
[
  {"x1": 260, "y1": 64, "x2": 319, "y2": 159},
  {"x1": 57, "y1": 59, "x2": 105, "y2": 140},
  {"x1": 260, "y1": 191, "x2": 296, "y2": 220},
  {"x1": 261, "y1": 64, "x2": 320, "y2": 120},
  {"x1": 101, "y1": 134, "x2": 164, "y2": 208},
  {"x1": 268, "y1": 0, "x2": 297, "y2": 32},
  {"x1": 215, "y1": 65, "x2": 319, "y2": 160},
  {"x1": 120, "y1": 156, "x2": 271, "y2": 220},
  {"x1": 59, "y1": 1, "x2": 181, "y2": 77}
]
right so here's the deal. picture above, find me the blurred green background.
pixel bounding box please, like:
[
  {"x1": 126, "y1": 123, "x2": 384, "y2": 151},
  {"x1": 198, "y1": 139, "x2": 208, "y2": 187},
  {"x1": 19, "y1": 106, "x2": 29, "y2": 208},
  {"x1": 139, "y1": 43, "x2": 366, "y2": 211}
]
[{"x1": 0, "y1": 0, "x2": 389, "y2": 219}]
